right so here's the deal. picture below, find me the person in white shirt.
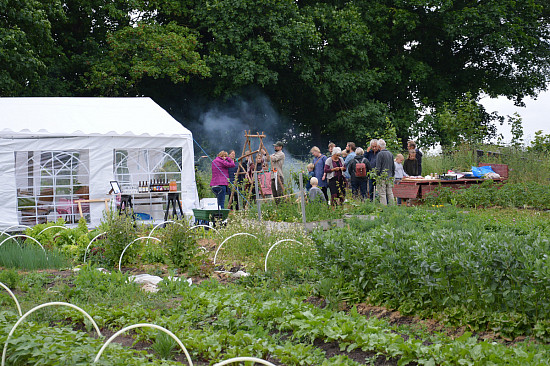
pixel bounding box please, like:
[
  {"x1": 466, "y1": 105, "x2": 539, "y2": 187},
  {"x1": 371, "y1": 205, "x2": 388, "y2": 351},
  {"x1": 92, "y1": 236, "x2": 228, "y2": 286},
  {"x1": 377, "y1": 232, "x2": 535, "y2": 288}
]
[{"x1": 394, "y1": 154, "x2": 408, "y2": 205}]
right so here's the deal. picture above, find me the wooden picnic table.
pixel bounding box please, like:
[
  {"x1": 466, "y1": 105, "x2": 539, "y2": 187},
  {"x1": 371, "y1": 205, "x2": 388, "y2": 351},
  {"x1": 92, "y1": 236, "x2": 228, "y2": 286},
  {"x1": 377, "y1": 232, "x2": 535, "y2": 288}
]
[{"x1": 393, "y1": 177, "x2": 505, "y2": 200}]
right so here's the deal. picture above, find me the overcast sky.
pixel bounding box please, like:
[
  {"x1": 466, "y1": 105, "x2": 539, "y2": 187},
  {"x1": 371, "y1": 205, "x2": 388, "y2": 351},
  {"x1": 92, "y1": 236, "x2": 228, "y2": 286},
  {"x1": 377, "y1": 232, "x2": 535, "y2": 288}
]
[{"x1": 480, "y1": 90, "x2": 550, "y2": 144}]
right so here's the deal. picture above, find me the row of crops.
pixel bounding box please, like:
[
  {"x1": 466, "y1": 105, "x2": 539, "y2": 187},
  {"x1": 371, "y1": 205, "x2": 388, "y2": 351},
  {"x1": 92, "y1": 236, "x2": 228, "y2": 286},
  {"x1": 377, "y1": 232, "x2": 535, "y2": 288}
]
[
  {"x1": 312, "y1": 206, "x2": 550, "y2": 339},
  {"x1": 3, "y1": 266, "x2": 550, "y2": 365},
  {"x1": 1, "y1": 203, "x2": 550, "y2": 364}
]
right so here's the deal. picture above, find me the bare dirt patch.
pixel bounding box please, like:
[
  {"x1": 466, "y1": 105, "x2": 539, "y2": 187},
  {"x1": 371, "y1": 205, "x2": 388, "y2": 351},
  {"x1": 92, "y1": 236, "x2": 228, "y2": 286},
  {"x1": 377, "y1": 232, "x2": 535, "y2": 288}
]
[{"x1": 313, "y1": 338, "x2": 401, "y2": 365}]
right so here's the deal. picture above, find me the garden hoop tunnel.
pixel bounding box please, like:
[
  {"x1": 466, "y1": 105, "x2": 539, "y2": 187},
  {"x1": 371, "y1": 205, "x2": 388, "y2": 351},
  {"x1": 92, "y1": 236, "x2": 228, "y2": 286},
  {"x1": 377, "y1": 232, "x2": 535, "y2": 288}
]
[
  {"x1": 213, "y1": 232, "x2": 259, "y2": 265},
  {"x1": 0, "y1": 234, "x2": 47, "y2": 259},
  {"x1": 264, "y1": 239, "x2": 305, "y2": 272},
  {"x1": 118, "y1": 236, "x2": 161, "y2": 272},
  {"x1": 213, "y1": 356, "x2": 276, "y2": 366},
  {"x1": 1, "y1": 301, "x2": 102, "y2": 366},
  {"x1": 0, "y1": 282, "x2": 22, "y2": 317},
  {"x1": 93, "y1": 323, "x2": 192, "y2": 365}
]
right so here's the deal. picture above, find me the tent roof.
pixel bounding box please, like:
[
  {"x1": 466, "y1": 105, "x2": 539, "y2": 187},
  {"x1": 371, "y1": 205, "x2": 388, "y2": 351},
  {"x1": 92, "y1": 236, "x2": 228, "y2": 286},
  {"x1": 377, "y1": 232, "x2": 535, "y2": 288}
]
[{"x1": 0, "y1": 97, "x2": 191, "y2": 138}]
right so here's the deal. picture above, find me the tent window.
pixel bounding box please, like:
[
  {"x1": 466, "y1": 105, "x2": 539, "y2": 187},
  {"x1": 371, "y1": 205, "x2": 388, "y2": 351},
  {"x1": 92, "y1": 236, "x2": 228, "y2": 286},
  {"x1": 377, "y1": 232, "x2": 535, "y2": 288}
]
[
  {"x1": 114, "y1": 148, "x2": 182, "y2": 186},
  {"x1": 15, "y1": 150, "x2": 90, "y2": 225},
  {"x1": 113, "y1": 148, "x2": 183, "y2": 220}
]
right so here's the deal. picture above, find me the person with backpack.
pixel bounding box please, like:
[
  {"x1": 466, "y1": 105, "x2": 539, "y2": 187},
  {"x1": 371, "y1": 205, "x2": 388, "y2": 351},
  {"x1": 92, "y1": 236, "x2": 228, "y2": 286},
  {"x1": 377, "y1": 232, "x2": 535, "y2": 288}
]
[
  {"x1": 343, "y1": 142, "x2": 356, "y2": 183},
  {"x1": 347, "y1": 147, "x2": 370, "y2": 200}
]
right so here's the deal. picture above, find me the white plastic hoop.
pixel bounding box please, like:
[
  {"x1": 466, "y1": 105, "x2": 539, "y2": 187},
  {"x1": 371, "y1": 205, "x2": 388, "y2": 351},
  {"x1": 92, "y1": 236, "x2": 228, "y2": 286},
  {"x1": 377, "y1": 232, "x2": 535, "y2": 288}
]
[
  {"x1": 264, "y1": 239, "x2": 304, "y2": 272},
  {"x1": 213, "y1": 233, "x2": 259, "y2": 265},
  {"x1": 37, "y1": 225, "x2": 68, "y2": 236},
  {"x1": 93, "y1": 323, "x2": 193, "y2": 365},
  {"x1": 0, "y1": 235, "x2": 47, "y2": 258},
  {"x1": 148, "y1": 220, "x2": 185, "y2": 239},
  {"x1": 0, "y1": 282, "x2": 22, "y2": 317},
  {"x1": 0, "y1": 225, "x2": 31, "y2": 237},
  {"x1": 83, "y1": 232, "x2": 107, "y2": 263},
  {"x1": 2, "y1": 302, "x2": 102, "y2": 366},
  {"x1": 189, "y1": 224, "x2": 222, "y2": 237},
  {"x1": 118, "y1": 236, "x2": 161, "y2": 272},
  {"x1": 214, "y1": 357, "x2": 276, "y2": 366}
]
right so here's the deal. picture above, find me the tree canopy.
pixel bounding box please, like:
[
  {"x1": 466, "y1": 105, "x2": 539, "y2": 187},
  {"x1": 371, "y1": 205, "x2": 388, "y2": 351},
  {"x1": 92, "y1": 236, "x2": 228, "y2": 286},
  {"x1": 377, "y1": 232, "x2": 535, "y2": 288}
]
[{"x1": 2, "y1": 0, "x2": 549, "y2": 149}]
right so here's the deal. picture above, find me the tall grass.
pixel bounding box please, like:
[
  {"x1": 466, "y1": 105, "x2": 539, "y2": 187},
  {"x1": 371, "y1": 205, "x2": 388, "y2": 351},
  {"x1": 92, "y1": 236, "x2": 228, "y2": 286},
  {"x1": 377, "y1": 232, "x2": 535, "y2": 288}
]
[{"x1": 0, "y1": 240, "x2": 69, "y2": 270}]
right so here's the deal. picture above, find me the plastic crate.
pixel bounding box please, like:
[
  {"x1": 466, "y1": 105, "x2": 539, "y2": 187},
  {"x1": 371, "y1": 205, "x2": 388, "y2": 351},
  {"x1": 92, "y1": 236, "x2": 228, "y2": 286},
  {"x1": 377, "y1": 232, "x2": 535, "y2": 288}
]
[{"x1": 192, "y1": 208, "x2": 230, "y2": 222}]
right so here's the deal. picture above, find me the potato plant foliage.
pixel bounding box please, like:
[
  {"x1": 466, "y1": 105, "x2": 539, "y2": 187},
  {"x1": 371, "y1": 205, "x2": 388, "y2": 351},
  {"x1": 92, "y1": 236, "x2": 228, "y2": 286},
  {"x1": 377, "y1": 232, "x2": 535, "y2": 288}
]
[{"x1": 312, "y1": 206, "x2": 550, "y2": 338}]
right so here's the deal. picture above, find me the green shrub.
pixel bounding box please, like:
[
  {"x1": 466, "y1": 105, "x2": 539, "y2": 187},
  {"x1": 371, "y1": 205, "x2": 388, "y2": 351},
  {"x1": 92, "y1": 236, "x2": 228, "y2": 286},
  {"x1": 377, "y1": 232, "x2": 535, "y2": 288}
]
[
  {"x1": 98, "y1": 210, "x2": 138, "y2": 268},
  {"x1": 162, "y1": 220, "x2": 198, "y2": 271},
  {"x1": 0, "y1": 269, "x2": 19, "y2": 289},
  {"x1": 312, "y1": 206, "x2": 550, "y2": 338},
  {"x1": 424, "y1": 181, "x2": 550, "y2": 209}
]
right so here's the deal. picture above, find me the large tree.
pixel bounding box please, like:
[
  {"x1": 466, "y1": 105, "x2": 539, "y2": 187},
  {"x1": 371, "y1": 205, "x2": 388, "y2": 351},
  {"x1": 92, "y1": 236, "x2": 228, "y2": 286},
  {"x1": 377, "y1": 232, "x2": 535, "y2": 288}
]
[
  {"x1": 3, "y1": 0, "x2": 550, "y2": 148},
  {"x1": 148, "y1": 0, "x2": 550, "y2": 147},
  {"x1": 0, "y1": 0, "x2": 63, "y2": 95}
]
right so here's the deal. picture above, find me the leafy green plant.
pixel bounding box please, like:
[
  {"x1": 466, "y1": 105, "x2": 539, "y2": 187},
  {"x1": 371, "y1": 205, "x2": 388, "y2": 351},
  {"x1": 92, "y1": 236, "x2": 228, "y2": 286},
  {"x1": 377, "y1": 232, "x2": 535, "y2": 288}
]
[
  {"x1": 162, "y1": 221, "x2": 198, "y2": 271},
  {"x1": 312, "y1": 205, "x2": 550, "y2": 338},
  {"x1": 99, "y1": 210, "x2": 138, "y2": 267},
  {"x1": 529, "y1": 130, "x2": 550, "y2": 154},
  {"x1": 0, "y1": 269, "x2": 19, "y2": 289}
]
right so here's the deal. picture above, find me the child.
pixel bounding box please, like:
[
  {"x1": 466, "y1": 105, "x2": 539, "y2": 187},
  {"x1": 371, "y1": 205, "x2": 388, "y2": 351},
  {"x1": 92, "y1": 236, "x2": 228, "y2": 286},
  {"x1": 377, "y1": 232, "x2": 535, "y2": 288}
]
[
  {"x1": 305, "y1": 163, "x2": 315, "y2": 191},
  {"x1": 394, "y1": 154, "x2": 408, "y2": 205},
  {"x1": 309, "y1": 177, "x2": 327, "y2": 203}
]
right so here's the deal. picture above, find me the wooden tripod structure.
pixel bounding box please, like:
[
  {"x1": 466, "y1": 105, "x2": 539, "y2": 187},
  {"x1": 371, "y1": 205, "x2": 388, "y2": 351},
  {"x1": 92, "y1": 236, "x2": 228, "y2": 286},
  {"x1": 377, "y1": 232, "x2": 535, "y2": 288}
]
[{"x1": 229, "y1": 131, "x2": 270, "y2": 207}]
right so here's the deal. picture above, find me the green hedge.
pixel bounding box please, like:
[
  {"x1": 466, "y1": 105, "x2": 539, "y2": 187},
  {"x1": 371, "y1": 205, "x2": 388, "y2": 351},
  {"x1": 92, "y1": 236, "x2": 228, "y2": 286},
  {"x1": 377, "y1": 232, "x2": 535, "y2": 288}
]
[{"x1": 424, "y1": 180, "x2": 550, "y2": 209}]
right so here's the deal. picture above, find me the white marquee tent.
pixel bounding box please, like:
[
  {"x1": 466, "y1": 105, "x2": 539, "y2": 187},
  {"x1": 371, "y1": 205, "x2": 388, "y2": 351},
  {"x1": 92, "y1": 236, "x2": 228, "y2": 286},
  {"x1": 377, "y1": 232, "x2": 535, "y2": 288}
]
[{"x1": 0, "y1": 97, "x2": 199, "y2": 231}]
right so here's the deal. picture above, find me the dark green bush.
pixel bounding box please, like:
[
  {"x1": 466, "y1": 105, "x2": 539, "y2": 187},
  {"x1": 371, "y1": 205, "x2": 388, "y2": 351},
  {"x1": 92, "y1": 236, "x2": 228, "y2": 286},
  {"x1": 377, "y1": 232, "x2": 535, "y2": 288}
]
[
  {"x1": 98, "y1": 211, "x2": 138, "y2": 268},
  {"x1": 424, "y1": 181, "x2": 550, "y2": 209},
  {"x1": 161, "y1": 221, "x2": 198, "y2": 271},
  {"x1": 0, "y1": 269, "x2": 19, "y2": 289}
]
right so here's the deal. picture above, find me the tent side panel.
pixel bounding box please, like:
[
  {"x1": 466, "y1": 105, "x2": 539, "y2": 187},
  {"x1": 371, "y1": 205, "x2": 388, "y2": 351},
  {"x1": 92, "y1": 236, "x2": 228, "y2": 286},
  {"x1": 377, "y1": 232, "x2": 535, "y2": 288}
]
[
  {"x1": 89, "y1": 141, "x2": 114, "y2": 228},
  {"x1": 180, "y1": 136, "x2": 200, "y2": 212},
  {"x1": 0, "y1": 146, "x2": 19, "y2": 230},
  {"x1": 1, "y1": 134, "x2": 198, "y2": 230}
]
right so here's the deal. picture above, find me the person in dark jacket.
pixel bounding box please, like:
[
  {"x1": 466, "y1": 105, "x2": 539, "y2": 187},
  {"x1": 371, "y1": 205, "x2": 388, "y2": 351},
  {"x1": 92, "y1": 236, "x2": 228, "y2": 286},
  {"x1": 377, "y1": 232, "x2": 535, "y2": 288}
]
[
  {"x1": 310, "y1": 146, "x2": 329, "y2": 201},
  {"x1": 403, "y1": 149, "x2": 419, "y2": 177},
  {"x1": 407, "y1": 140, "x2": 422, "y2": 176},
  {"x1": 347, "y1": 147, "x2": 370, "y2": 200},
  {"x1": 375, "y1": 139, "x2": 395, "y2": 205},
  {"x1": 365, "y1": 139, "x2": 379, "y2": 201}
]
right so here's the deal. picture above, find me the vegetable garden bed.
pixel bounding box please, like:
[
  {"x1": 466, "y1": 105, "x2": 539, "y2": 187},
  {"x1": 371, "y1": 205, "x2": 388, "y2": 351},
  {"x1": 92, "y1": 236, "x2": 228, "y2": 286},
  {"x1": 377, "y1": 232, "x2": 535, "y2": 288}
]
[{"x1": 1, "y1": 201, "x2": 550, "y2": 364}]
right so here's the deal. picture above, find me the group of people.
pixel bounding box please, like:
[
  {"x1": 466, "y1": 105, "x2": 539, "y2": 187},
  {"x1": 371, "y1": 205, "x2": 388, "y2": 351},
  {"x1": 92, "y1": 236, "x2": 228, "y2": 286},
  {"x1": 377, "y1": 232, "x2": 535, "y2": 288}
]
[
  {"x1": 307, "y1": 139, "x2": 422, "y2": 206},
  {"x1": 209, "y1": 141, "x2": 286, "y2": 209},
  {"x1": 209, "y1": 137, "x2": 422, "y2": 209}
]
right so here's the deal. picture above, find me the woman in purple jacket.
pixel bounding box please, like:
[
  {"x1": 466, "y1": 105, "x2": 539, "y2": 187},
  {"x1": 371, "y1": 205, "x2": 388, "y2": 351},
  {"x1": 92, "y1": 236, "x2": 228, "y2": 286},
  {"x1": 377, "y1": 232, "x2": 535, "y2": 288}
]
[{"x1": 210, "y1": 151, "x2": 235, "y2": 209}]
